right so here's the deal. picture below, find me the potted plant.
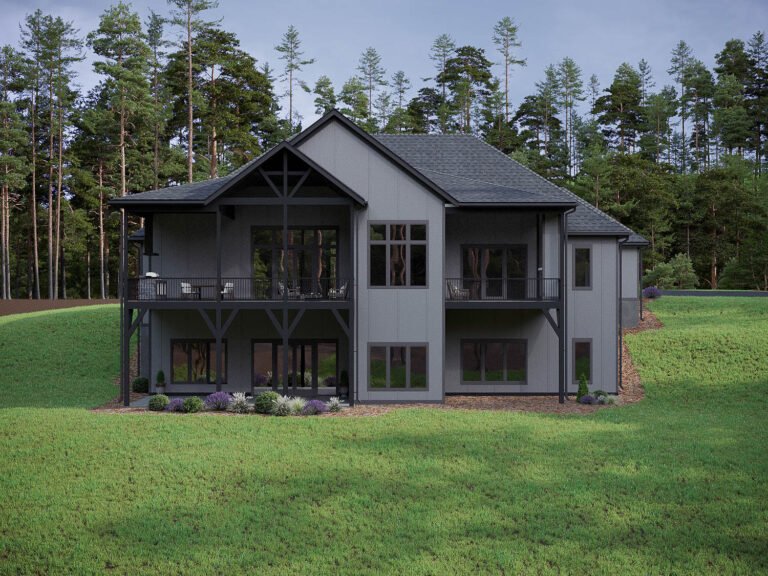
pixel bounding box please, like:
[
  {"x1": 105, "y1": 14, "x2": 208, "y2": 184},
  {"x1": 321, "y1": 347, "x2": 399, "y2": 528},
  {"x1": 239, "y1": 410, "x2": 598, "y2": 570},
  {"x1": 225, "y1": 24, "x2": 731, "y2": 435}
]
[{"x1": 156, "y1": 369, "x2": 166, "y2": 394}]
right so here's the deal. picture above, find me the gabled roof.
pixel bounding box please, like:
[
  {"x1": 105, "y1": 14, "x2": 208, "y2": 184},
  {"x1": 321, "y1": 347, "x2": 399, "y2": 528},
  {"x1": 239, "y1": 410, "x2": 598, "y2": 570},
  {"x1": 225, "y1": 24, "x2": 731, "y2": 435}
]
[
  {"x1": 109, "y1": 140, "x2": 367, "y2": 208},
  {"x1": 110, "y1": 110, "x2": 646, "y2": 240}
]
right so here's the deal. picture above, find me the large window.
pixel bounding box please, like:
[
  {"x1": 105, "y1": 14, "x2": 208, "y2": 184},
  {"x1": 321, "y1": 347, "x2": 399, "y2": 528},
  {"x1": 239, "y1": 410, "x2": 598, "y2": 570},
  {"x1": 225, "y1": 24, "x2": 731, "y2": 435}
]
[
  {"x1": 573, "y1": 246, "x2": 592, "y2": 289},
  {"x1": 252, "y1": 340, "x2": 338, "y2": 390},
  {"x1": 369, "y1": 223, "x2": 427, "y2": 287},
  {"x1": 573, "y1": 339, "x2": 592, "y2": 384},
  {"x1": 462, "y1": 245, "x2": 527, "y2": 299},
  {"x1": 369, "y1": 344, "x2": 428, "y2": 389},
  {"x1": 252, "y1": 227, "x2": 338, "y2": 289},
  {"x1": 461, "y1": 340, "x2": 527, "y2": 383},
  {"x1": 171, "y1": 340, "x2": 226, "y2": 384}
]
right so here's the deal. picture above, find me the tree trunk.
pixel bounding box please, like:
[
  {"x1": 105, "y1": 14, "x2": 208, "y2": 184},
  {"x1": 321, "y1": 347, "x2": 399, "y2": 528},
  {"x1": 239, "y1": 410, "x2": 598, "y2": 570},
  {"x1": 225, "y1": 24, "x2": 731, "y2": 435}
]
[
  {"x1": 86, "y1": 247, "x2": 91, "y2": 300},
  {"x1": 48, "y1": 72, "x2": 54, "y2": 299},
  {"x1": 99, "y1": 164, "x2": 106, "y2": 300},
  {"x1": 187, "y1": 5, "x2": 193, "y2": 184},
  {"x1": 61, "y1": 245, "x2": 66, "y2": 299},
  {"x1": 1, "y1": 183, "x2": 6, "y2": 299},
  {"x1": 54, "y1": 93, "x2": 64, "y2": 300},
  {"x1": 30, "y1": 93, "x2": 40, "y2": 299}
]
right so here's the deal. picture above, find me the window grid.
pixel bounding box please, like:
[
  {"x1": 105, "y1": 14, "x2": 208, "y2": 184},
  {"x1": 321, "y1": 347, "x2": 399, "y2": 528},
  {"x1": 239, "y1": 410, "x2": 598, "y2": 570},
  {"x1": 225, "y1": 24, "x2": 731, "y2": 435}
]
[
  {"x1": 368, "y1": 344, "x2": 428, "y2": 390},
  {"x1": 170, "y1": 339, "x2": 227, "y2": 384},
  {"x1": 460, "y1": 339, "x2": 527, "y2": 384},
  {"x1": 369, "y1": 222, "x2": 427, "y2": 287}
]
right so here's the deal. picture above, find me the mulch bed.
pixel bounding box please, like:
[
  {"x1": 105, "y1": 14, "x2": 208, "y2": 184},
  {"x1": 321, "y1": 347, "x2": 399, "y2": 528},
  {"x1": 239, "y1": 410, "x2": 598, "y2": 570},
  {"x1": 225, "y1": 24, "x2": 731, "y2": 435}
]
[
  {"x1": 95, "y1": 308, "x2": 663, "y2": 417},
  {"x1": 0, "y1": 299, "x2": 117, "y2": 316}
]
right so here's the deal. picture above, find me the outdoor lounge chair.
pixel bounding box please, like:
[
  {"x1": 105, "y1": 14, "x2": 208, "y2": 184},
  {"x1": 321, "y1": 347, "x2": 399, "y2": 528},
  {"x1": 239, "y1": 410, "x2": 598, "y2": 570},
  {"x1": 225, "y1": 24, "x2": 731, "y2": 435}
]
[
  {"x1": 447, "y1": 280, "x2": 470, "y2": 300},
  {"x1": 328, "y1": 281, "x2": 348, "y2": 299}
]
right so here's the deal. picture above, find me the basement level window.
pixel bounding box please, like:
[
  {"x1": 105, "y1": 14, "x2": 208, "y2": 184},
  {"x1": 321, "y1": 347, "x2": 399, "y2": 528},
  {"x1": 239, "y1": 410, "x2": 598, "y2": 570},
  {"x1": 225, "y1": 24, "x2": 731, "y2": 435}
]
[
  {"x1": 369, "y1": 344, "x2": 427, "y2": 389},
  {"x1": 171, "y1": 340, "x2": 227, "y2": 384},
  {"x1": 461, "y1": 340, "x2": 527, "y2": 384}
]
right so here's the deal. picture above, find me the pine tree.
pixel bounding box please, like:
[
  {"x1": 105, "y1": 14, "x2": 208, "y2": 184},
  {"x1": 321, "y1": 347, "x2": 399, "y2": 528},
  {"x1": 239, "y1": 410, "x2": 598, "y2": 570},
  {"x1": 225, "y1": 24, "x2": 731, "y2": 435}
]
[
  {"x1": 357, "y1": 47, "x2": 386, "y2": 126},
  {"x1": 668, "y1": 40, "x2": 693, "y2": 172},
  {"x1": 556, "y1": 57, "x2": 585, "y2": 176},
  {"x1": 338, "y1": 77, "x2": 368, "y2": 125},
  {"x1": 146, "y1": 10, "x2": 170, "y2": 190},
  {"x1": 682, "y1": 60, "x2": 715, "y2": 171},
  {"x1": 594, "y1": 63, "x2": 644, "y2": 154},
  {"x1": 0, "y1": 46, "x2": 29, "y2": 299},
  {"x1": 439, "y1": 46, "x2": 494, "y2": 133},
  {"x1": 313, "y1": 75, "x2": 336, "y2": 115},
  {"x1": 167, "y1": 0, "x2": 219, "y2": 183},
  {"x1": 387, "y1": 70, "x2": 411, "y2": 133},
  {"x1": 746, "y1": 32, "x2": 768, "y2": 173},
  {"x1": 492, "y1": 17, "x2": 525, "y2": 124},
  {"x1": 275, "y1": 25, "x2": 314, "y2": 132}
]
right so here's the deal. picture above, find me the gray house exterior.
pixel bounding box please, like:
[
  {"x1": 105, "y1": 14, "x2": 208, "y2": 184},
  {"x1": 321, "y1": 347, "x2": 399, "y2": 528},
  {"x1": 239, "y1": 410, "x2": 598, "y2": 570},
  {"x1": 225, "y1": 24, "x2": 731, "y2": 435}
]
[{"x1": 113, "y1": 110, "x2": 647, "y2": 405}]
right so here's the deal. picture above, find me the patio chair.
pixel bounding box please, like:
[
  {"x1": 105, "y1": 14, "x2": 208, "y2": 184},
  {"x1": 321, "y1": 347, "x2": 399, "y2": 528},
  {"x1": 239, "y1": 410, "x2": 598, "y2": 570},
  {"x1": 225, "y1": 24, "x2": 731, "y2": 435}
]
[
  {"x1": 221, "y1": 282, "x2": 234, "y2": 300},
  {"x1": 447, "y1": 280, "x2": 470, "y2": 300},
  {"x1": 277, "y1": 281, "x2": 301, "y2": 299},
  {"x1": 180, "y1": 281, "x2": 200, "y2": 299},
  {"x1": 328, "y1": 281, "x2": 348, "y2": 300}
]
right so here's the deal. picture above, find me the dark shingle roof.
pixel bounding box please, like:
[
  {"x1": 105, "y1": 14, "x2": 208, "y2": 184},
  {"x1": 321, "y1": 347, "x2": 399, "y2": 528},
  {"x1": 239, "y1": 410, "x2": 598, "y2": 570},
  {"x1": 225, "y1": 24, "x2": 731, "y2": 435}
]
[
  {"x1": 113, "y1": 112, "x2": 644, "y2": 240},
  {"x1": 374, "y1": 133, "x2": 636, "y2": 237}
]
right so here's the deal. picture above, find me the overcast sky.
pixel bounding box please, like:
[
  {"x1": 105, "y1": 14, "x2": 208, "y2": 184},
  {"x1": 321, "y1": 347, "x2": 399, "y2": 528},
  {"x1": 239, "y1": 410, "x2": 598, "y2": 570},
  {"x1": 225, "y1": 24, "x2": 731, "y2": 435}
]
[{"x1": 1, "y1": 0, "x2": 766, "y2": 125}]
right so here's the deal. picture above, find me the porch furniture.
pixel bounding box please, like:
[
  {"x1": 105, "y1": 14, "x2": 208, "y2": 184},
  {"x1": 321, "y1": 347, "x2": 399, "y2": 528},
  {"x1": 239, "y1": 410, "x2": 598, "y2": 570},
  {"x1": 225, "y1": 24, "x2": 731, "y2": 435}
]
[
  {"x1": 181, "y1": 282, "x2": 201, "y2": 299},
  {"x1": 277, "y1": 281, "x2": 301, "y2": 299},
  {"x1": 221, "y1": 282, "x2": 234, "y2": 299},
  {"x1": 328, "y1": 281, "x2": 348, "y2": 300},
  {"x1": 447, "y1": 280, "x2": 469, "y2": 300}
]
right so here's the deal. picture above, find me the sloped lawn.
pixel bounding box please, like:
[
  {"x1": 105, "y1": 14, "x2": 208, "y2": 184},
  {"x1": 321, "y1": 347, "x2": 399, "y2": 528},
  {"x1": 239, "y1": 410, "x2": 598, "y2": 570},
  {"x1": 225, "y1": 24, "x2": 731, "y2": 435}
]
[{"x1": 0, "y1": 299, "x2": 766, "y2": 575}]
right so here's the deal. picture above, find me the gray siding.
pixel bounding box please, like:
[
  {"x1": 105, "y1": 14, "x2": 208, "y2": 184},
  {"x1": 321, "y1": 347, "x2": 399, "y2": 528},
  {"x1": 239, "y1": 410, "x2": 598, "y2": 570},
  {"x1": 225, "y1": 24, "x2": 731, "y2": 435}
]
[
  {"x1": 566, "y1": 237, "x2": 619, "y2": 393},
  {"x1": 297, "y1": 120, "x2": 445, "y2": 401},
  {"x1": 620, "y1": 246, "x2": 641, "y2": 328}
]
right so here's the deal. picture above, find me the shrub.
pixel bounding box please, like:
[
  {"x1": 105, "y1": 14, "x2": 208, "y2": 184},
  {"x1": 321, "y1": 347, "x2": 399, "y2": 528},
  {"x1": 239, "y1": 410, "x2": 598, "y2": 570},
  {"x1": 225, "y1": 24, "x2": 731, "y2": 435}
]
[
  {"x1": 576, "y1": 373, "x2": 589, "y2": 401},
  {"x1": 327, "y1": 396, "x2": 342, "y2": 413},
  {"x1": 204, "y1": 391, "x2": 232, "y2": 411},
  {"x1": 182, "y1": 396, "x2": 204, "y2": 413},
  {"x1": 642, "y1": 254, "x2": 698, "y2": 289},
  {"x1": 592, "y1": 389, "x2": 608, "y2": 398},
  {"x1": 254, "y1": 391, "x2": 279, "y2": 414},
  {"x1": 273, "y1": 395, "x2": 292, "y2": 416},
  {"x1": 302, "y1": 399, "x2": 328, "y2": 416},
  {"x1": 287, "y1": 397, "x2": 307, "y2": 415},
  {"x1": 156, "y1": 370, "x2": 166, "y2": 385},
  {"x1": 148, "y1": 394, "x2": 169, "y2": 411},
  {"x1": 165, "y1": 398, "x2": 185, "y2": 412},
  {"x1": 229, "y1": 392, "x2": 251, "y2": 414},
  {"x1": 579, "y1": 395, "x2": 596, "y2": 405},
  {"x1": 642, "y1": 286, "x2": 662, "y2": 299},
  {"x1": 132, "y1": 377, "x2": 149, "y2": 394}
]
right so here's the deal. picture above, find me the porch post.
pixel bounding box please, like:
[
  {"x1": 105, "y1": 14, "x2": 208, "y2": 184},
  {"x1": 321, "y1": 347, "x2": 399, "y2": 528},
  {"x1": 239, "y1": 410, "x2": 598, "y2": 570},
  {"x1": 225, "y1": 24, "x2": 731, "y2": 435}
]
[
  {"x1": 558, "y1": 211, "x2": 567, "y2": 404},
  {"x1": 120, "y1": 209, "x2": 130, "y2": 406},
  {"x1": 216, "y1": 207, "x2": 222, "y2": 303},
  {"x1": 215, "y1": 307, "x2": 222, "y2": 392},
  {"x1": 348, "y1": 204, "x2": 355, "y2": 406},
  {"x1": 536, "y1": 213, "x2": 543, "y2": 300},
  {"x1": 282, "y1": 151, "x2": 290, "y2": 396}
]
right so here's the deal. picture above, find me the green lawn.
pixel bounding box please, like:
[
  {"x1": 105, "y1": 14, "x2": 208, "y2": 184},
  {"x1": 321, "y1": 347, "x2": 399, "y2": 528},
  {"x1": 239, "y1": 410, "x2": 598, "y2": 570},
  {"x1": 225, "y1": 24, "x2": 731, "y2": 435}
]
[{"x1": 0, "y1": 299, "x2": 767, "y2": 575}]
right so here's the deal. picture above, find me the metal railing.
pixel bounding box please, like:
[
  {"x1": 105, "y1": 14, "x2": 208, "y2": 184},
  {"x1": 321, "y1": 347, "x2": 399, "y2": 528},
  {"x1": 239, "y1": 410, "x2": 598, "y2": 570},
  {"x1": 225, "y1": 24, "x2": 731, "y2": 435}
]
[
  {"x1": 445, "y1": 277, "x2": 560, "y2": 302},
  {"x1": 128, "y1": 277, "x2": 351, "y2": 302}
]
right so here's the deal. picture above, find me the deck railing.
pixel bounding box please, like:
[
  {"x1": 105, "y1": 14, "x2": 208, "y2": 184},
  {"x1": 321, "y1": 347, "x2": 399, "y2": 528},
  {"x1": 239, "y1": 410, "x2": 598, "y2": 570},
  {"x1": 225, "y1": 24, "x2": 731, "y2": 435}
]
[
  {"x1": 445, "y1": 277, "x2": 560, "y2": 302},
  {"x1": 128, "y1": 277, "x2": 351, "y2": 302}
]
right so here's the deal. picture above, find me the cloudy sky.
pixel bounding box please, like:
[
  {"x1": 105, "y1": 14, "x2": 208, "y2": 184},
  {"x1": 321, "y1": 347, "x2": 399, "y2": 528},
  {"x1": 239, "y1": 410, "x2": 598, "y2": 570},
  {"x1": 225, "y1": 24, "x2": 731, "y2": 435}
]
[{"x1": 1, "y1": 0, "x2": 766, "y2": 124}]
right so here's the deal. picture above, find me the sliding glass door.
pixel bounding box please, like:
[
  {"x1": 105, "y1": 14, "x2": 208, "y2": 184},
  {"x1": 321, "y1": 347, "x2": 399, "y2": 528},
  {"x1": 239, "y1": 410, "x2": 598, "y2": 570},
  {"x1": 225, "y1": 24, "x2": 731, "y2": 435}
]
[
  {"x1": 462, "y1": 245, "x2": 528, "y2": 299},
  {"x1": 252, "y1": 340, "x2": 338, "y2": 395}
]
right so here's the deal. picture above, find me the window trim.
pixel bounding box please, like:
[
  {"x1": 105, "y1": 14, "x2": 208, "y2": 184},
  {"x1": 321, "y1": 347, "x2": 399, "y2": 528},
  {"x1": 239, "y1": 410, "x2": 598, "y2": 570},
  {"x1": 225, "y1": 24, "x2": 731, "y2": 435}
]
[
  {"x1": 460, "y1": 339, "x2": 528, "y2": 384},
  {"x1": 367, "y1": 343, "x2": 429, "y2": 390},
  {"x1": 572, "y1": 244, "x2": 593, "y2": 290},
  {"x1": 251, "y1": 225, "x2": 340, "y2": 286},
  {"x1": 572, "y1": 338, "x2": 593, "y2": 386},
  {"x1": 368, "y1": 221, "x2": 428, "y2": 289},
  {"x1": 251, "y1": 338, "x2": 339, "y2": 390},
  {"x1": 170, "y1": 339, "x2": 227, "y2": 384}
]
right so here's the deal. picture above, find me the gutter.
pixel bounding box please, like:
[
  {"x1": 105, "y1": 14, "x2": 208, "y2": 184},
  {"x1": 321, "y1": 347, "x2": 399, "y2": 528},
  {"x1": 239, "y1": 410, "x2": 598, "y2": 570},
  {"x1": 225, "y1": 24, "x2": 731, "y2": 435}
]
[{"x1": 617, "y1": 236, "x2": 629, "y2": 393}]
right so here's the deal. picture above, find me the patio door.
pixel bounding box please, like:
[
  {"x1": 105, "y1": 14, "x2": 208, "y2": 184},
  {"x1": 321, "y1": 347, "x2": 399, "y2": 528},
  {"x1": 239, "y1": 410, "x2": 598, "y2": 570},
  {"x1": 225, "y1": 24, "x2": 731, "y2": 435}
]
[
  {"x1": 252, "y1": 340, "x2": 338, "y2": 395},
  {"x1": 462, "y1": 245, "x2": 528, "y2": 299}
]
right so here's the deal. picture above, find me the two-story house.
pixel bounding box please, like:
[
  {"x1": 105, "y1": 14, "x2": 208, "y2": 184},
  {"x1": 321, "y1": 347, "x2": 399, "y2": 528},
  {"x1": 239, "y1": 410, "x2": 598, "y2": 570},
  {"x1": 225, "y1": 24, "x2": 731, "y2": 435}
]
[{"x1": 113, "y1": 111, "x2": 647, "y2": 406}]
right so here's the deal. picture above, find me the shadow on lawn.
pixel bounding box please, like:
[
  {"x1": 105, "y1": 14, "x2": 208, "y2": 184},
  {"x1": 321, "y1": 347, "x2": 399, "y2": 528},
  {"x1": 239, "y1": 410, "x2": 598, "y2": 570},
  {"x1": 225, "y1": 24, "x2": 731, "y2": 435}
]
[{"x1": 86, "y1": 412, "x2": 768, "y2": 574}]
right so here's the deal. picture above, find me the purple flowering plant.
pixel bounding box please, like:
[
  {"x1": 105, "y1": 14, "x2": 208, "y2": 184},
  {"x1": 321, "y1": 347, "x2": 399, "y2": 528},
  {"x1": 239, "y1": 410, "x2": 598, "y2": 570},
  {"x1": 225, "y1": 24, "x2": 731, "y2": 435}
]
[
  {"x1": 204, "y1": 391, "x2": 232, "y2": 411},
  {"x1": 165, "y1": 398, "x2": 185, "y2": 412},
  {"x1": 301, "y1": 399, "x2": 329, "y2": 416}
]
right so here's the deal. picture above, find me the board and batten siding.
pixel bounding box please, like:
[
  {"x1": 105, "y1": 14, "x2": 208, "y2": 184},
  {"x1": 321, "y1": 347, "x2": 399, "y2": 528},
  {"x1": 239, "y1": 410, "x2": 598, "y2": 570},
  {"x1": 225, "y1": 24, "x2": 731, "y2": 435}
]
[
  {"x1": 620, "y1": 246, "x2": 642, "y2": 328},
  {"x1": 567, "y1": 237, "x2": 619, "y2": 393},
  {"x1": 297, "y1": 120, "x2": 445, "y2": 401}
]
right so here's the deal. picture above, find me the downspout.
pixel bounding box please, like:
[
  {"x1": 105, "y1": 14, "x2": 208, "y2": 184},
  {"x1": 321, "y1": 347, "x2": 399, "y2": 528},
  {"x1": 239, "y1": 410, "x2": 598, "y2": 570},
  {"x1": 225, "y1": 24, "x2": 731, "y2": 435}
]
[
  {"x1": 638, "y1": 247, "x2": 644, "y2": 321},
  {"x1": 559, "y1": 207, "x2": 576, "y2": 403}
]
